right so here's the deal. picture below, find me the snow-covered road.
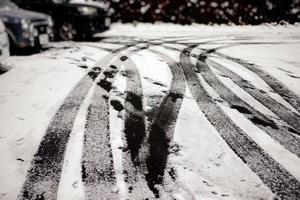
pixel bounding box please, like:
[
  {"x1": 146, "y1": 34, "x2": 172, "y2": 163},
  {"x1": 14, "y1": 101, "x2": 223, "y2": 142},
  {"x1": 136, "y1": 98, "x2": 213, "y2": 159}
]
[{"x1": 0, "y1": 24, "x2": 300, "y2": 200}]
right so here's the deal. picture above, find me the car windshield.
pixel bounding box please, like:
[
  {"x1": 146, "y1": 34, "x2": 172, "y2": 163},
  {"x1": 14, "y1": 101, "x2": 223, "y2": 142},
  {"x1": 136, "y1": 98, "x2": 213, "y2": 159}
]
[{"x1": 0, "y1": 0, "x2": 19, "y2": 10}]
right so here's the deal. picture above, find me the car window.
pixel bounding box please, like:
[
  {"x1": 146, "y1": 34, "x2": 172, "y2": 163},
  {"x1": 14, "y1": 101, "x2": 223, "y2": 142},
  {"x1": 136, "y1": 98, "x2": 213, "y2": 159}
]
[
  {"x1": 53, "y1": 0, "x2": 70, "y2": 4},
  {"x1": 0, "y1": 0, "x2": 19, "y2": 10}
]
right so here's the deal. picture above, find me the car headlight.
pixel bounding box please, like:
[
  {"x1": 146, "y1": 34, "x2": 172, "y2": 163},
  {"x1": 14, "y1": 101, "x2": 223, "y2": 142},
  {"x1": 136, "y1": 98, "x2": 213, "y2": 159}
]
[
  {"x1": 47, "y1": 17, "x2": 53, "y2": 26},
  {"x1": 20, "y1": 18, "x2": 30, "y2": 30},
  {"x1": 77, "y1": 6, "x2": 97, "y2": 15},
  {"x1": 105, "y1": 18, "x2": 111, "y2": 27},
  {"x1": 33, "y1": 28, "x2": 39, "y2": 37},
  {"x1": 1, "y1": 17, "x2": 9, "y2": 23}
]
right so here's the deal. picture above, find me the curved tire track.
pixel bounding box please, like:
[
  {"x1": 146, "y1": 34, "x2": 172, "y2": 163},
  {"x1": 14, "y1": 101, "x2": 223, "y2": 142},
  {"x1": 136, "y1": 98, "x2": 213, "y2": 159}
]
[
  {"x1": 206, "y1": 58, "x2": 300, "y2": 135},
  {"x1": 121, "y1": 47, "x2": 187, "y2": 198},
  {"x1": 195, "y1": 56, "x2": 300, "y2": 157},
  {"x1": 82, "y1": 64, "x2": 120, "y2": 200},
  {"x1": 122, "y1": 57, "x2": 155, "y2": 199},
  {"x1": 145, "y1": 49, "x2": 186, "y2": 198},
  {"x1": 123, "y1": 59, "x2": 147, "y2": 167},
  {"x1": 180, "y1": 45, "x2": 300, "y2": 200},
  {"x1": 160, "y1": 44, "x2": 300, "y2": 156},
  {"x1": 18, "y1": 45, "x2": 137, "y2": 200},
  {"x1": 82, "y1": 46, "x2": 152, "y2": 199},
  {"x1": 18, "y1": 68, "x2": 102, "y2": 200},
  {"x1": 215, "y1": 52, "x2": 300, "y2": 114}
]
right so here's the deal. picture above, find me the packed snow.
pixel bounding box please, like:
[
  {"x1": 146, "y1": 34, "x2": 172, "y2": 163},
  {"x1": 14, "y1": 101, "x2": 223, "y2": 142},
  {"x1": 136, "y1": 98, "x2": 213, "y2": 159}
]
[{"x1": 0, "y1": 23, "x2": 300, "y2": 200}]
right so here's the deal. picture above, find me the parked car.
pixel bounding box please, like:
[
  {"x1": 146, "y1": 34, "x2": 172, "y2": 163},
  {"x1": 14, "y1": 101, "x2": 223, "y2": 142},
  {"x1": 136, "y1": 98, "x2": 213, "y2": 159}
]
[
  {"x1": 0, "y1": 0, "x2": 54, "y2": 52},
  {"x1": 0, "y1": 19, "x2": 9, "y2": 58},
  {"x1": 12, "y1": 0, "x2": 111, "y2": 41}
]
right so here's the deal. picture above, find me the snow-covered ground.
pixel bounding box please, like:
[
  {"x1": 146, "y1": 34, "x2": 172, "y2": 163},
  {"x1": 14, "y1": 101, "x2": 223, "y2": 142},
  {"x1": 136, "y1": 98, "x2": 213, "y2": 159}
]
[{"x1": 0, "y1": 24, "x2": 300, "y2": 200}]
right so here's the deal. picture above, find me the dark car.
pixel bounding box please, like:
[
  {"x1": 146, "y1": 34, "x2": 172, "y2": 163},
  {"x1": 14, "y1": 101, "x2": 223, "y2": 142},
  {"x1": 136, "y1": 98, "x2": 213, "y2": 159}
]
[
  {"x1": 0, "y1": 0, "x2": 53, "y2": 51},
  {"x1": 13, "y1": 0, "x2": 111, "y2": 41}
]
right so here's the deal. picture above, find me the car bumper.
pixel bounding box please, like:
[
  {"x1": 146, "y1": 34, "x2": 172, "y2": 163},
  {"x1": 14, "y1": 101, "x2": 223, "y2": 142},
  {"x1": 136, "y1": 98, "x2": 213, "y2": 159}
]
[
  {"x1": 15, "y1": 23, "x2": 53, "y2": 48},
  {"x1": 0, "y1": 32, "x2": 10, "y2": 57},
  {"x1": 15, "y1": 34, "x2": 52, "y2": 48}
]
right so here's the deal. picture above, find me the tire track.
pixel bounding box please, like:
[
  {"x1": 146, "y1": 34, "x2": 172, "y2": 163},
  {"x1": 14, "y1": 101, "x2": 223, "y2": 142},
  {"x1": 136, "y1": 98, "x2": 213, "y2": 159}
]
[
  {"x1": 194, "y1": 56, "x2": 300, "y2": 157},
  {"x1": 82, "y1": 47, "x2": 151, "y2": 199},
  {"x1": 123, "y1": 58, "x2": 146, "y2": 167},
  {"x1": 217, "y1": 52, "x2": 300, "y2": 113},
  {"x1": 160, "y1": 44, "x2": 300, "y2": 155},
  {"x1": 180, "y1": 45, "x2": 300, "y2": 200},
  {"x1": 145, "y1": 49, "x2": 186, "y2": 198},
  {"x1": 18, "y1": 67, "x2": 101, "y2": 200},
  {"x1": 18, "y1": 44, "x2": 137, "y2": 200},
  {"x1": 82, "y1": 63, "x2": 120, "y2": 200},
  {"x1": 206, "y1": 58, "x2": 300, "y2": 135},
  {"x1": 122, "y1": 58, "x2": 155, "y2": 199},
  {"x1": 83, "y1": 42, "x2": 181, "y2": 199},
  {"x1": 197, "y1": 45, "x2": 300, "y2": 115},
  {"x1": 121, "y1": 47, "x2": 187, "y2": 198},
  {"x1": 149, "y1": 48, "x2": 196, "y2": 200},
  {"x1": 197, "y1": 44, "x2": 300, "y2": 127}
]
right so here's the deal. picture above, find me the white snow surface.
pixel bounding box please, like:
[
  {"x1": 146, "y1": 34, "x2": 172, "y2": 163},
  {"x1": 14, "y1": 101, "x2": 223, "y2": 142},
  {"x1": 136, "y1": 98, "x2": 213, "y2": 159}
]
[
  {"x1": 0, "y1": 45, "x2": 108, "y2": 200},
  {"x1": 1, "y1": 23, "x2": 300, "y2": 200}
]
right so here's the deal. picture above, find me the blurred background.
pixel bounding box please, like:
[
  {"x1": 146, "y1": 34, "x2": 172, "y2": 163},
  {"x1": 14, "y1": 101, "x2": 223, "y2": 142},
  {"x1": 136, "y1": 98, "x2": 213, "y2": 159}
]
[
  {"x1": 102, "y1": 0, "x2": 300, "y2": 24},
  {"x1": 0, "y1": 0, "x2": 299, "y2": 59}
]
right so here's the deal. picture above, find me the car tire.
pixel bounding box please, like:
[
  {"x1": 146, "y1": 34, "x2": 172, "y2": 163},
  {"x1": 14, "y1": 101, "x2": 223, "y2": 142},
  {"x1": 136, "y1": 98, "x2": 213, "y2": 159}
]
[
  {"x1": 58, "y1": 22, "x2": 77, "y2": 41},
  {"x1": 7, "y1": 34, "x2": 16, "y2": 55}
]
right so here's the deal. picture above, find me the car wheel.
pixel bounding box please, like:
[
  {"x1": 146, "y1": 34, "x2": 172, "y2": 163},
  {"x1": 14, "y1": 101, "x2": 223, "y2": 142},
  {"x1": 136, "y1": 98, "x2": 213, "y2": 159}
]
[
  {"x1": 7, "y1": 34, "x2": 16, "y2": 55},
  {"x1": 58, "y1": 22, "x2": 77, "y2": 41}
]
